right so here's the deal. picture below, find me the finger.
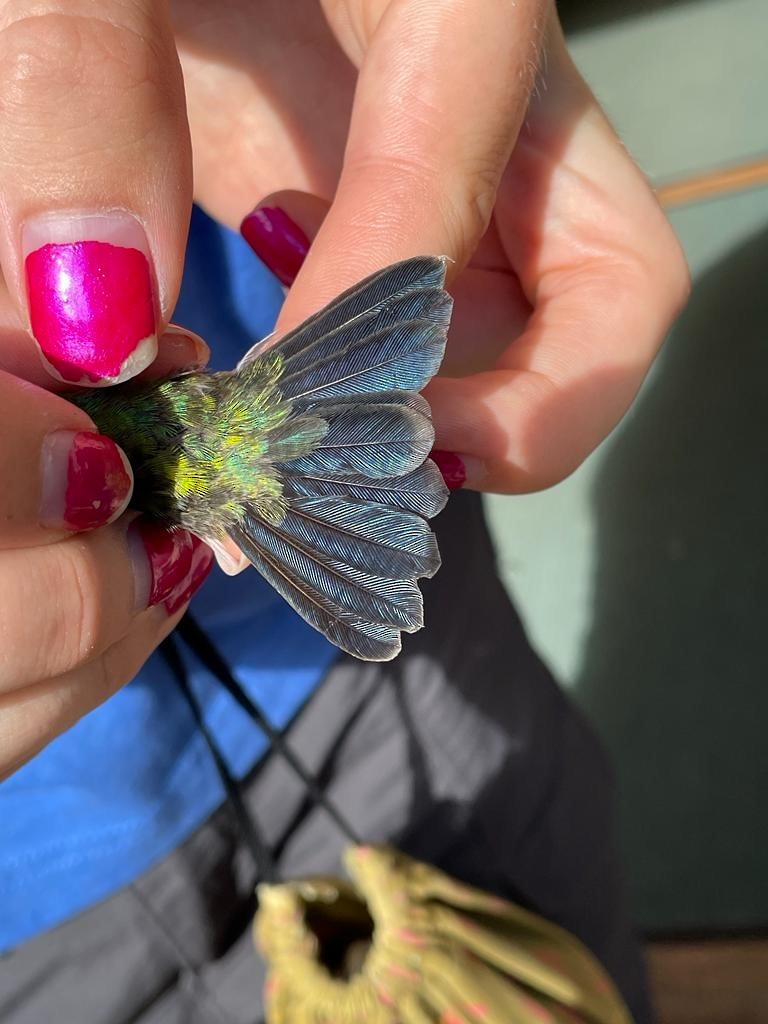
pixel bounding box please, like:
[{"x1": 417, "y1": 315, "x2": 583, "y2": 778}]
[
  {"x1": 0, "y1": 604, "x2": 181, "y2": 781},
  {"x1": 429, "y1": 28, "x2": 690, "y2": 493},
  {"x1": 445, "y1": 264, "x2": 530, "y2": 376},
  {"x1": 0, "y1": 517, "x2": 213, "y2": 693},
  {"x1": 0, "y1": 368, "x2": 135, "y2": 546},
  {"x1": 141, "y1": 325, "x2": 210, "y2": 380},
  {"x1": 277, "y1": 0, "x2": 547, "y2": 329},
  {"x1": 0, "y1": 326, "x2": 206, "y2": 552},
  {"x1": 0, "y1": 1, "x2": 192, "y2": 386},
  {"x1": 243, "y1": 190, "x2": 530, "y2": 380},
  {"x1": 174, "y1": 0, "x2": 354, "y2": 227}
]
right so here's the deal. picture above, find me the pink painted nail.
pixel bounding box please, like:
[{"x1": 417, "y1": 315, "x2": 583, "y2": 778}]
[
  {"x1": 240, "y1": 207, "x2": 309, "y2": 286},
  {"x1": 164, "y1": 537, "x2": 216, "y2": 615},
  {"x1": 40, "y1": 430, "x2": 133, "y2": 531},
  {"x1": 129, "y1": 521, "x2": 213, "y2": 613},
  {"x1": 23, "y1": 212, "x2": 158, "y2": 386},
  {"x1": 430, "y1": 450, "x2": 466, "y2": 491}
]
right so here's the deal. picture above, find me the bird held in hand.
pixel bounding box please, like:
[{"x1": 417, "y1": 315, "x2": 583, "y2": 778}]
[{"x1": 68, "y1": 257, "x2": 453, "y2": 661}]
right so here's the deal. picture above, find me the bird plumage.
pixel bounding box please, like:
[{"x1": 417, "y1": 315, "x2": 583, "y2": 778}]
[{"x1": 70, "y1": 256, "x2": 452, "y2": 660}]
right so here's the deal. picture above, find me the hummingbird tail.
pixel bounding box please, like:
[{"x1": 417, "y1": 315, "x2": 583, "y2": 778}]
[{"x1": 228, "y1": 256, "x2": 453, "y2": 661}]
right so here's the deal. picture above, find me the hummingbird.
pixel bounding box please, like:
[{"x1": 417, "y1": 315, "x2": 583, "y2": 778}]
[{"x1": 67, "y1": 257, "x2": 452, "y2": 661}]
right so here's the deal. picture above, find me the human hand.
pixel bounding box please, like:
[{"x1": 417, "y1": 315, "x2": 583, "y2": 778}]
[
  {"x1": 179, "y1": 0, "x2": 689, "y2": 493},
  {"x1": 0, "y1": 317, "x2": 214, "y2": 780},
  {"x1": 0, "y1": 1, "x2": 218, "y2": 776},
  {"x1": 0, "y1": 0, "x2": 686, "y2": 774}
]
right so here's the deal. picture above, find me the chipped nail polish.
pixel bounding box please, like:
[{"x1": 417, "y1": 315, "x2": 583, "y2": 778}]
[
  {"x1": 130, "y1": 521, "x2": 213, "y2": 613},
  {"x1": 24, "y1": 212, "x2": 158, "y2": 386},
  {"x1": 41, "y1": 430, "x2": 133, "y2": 531},
  {"x1": 165, "y1": 536, "x2": 216, "y2": 614}
]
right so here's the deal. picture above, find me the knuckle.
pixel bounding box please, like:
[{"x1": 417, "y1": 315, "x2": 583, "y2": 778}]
[
  {"x1": 322, "y1": 0, "x2": 386, "y2": 59},
  {"x1": 347, "y1": 149, "x2": 440, "y2": 200},
  {"x1": 346, "y1": 147, "x2": 499, "y2": 260},
  {"x1": 631, "y1": 230, "x2": 691, "y2": 327},
  {"x1": 444, "y1": 156, "x2": 501, "y2": 254}
]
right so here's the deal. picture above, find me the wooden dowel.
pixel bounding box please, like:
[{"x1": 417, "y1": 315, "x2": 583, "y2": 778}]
[{"x1": 656, "y1": 156, "x2": 768, "y2": 208}]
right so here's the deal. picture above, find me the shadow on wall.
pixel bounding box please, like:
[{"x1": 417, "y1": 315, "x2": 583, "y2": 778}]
[
  {"x1": 557, "y1": 0, "x2": 699, "y2": 34},
  {"x1": 575, "y1": 222, "x2": 768, "y2": 933}
]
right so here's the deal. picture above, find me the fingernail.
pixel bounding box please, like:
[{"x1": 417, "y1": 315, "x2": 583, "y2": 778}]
[
  {"x1": 165, "y1": 537, "x2": 216, "y2": 614},
  {"x1": 240, "y1": 206, "x2": 309, "y2": 286},
  {"x1": 23, "y1": 211, "x2": 158, "y2": 386},
  {"x1": 430, "y1": 450, "x2": 467, "y2": 491},
  {"x1": 162, "y1": 324, "x2": 211, "y2": 370},
  {"x1": 208, "y1": 537, "x2": 250, "y2": 576},
  {"x1": 40, "y1": 430, "x2": 133, "y2": 531},
  {"x1": 129, "y1": 520, "x2": 214, "y2": 613}
]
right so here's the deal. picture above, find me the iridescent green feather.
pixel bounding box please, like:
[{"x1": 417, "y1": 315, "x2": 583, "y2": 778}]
[{"x1": 71, "y1": 353, "x2": 326, "y2": 537}]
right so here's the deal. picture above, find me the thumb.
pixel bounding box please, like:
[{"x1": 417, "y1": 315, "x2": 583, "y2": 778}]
[
  {"x1": 276, "y1": 0, "x2": 547, "y2": 331},
  {"x1": 0, "y1": 1, "x2": 191, "y2": 386}
]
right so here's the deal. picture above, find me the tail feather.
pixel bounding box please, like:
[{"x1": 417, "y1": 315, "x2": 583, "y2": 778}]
[
  {"x1": 281, "y1": 461, "x2": 448, "y2": 519},
  {"x1": 234, "y1": 534, "x2": 405, "y2": 660},
  {"x1": 279, "y1": 319, "x2": 446, "y2": 406},
  {"x1": 235, "y1": 511, "x2": 424, "y2": 630},
  {"x1": 278, "y1": 287, "x2": 451, "y2": 382},
  {"x1": 275, "y1": 498, "x2": 441, "y2": 578},
  {"x1": 308, "y1": 388, "x2": 432, "y2": 419},
  {"x1": 270, "y1": 257, "x2": 448, "y2": 364},
  {"x1": 280, "y1": 404, "x2": 434, "y2": 479},
  {"x1": 230, "y1": 521, "x2": 403, "y2": 661},
  {"x1": 228, "y1": 256, "x2": 452, "y2": 661}
]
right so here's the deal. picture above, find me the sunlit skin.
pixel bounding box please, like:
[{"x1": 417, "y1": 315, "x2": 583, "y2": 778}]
[{"x1": 0, "y1": 0, "x2": 687, "y2": 778}]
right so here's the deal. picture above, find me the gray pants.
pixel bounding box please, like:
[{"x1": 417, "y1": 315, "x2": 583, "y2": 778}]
[{"x1": 0, "y1": 493, "x2": 652, "y2": 1023}]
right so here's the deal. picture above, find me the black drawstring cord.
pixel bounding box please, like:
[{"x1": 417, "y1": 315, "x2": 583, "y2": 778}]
[
  {"x1": 176, "y1": 613, "x2": 361, "y2": 847},
  {"x1": 161, "y1": 610, "x2": 360, "y2": 887},
  {"x1": 160, "y1": 633, "x2": 279, "y2": 883}
]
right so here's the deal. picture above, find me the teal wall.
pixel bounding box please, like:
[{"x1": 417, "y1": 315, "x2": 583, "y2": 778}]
[{"x1": 486, "y1": 0, "x2": 768, "y2": 931}]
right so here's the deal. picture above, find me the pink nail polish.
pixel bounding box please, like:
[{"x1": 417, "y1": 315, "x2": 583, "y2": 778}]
[
  {"x1": 131, "y1": 521, "x2": 213, "y2": 613},
  {"x1": 240, "y1": 207, "x2": 309, "y2": 286},
  {"x1": 166, "y1": 539, "x2": 215, "y2": 614},
  {"x1": 430, "y1": 450, "x2": 466, "y2": 491},
  {"x1": 41, "y1": 430, "x2": 133, "y2": 531},
  {"x1": 23, "y1": 213, "x2": 158, "y2": 386},
  {"x1": 25, "y1": 242, "x2": 156, "y2": 385}
]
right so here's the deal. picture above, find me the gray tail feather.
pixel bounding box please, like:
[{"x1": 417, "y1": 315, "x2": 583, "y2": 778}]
[{"x1": 229, "y1": 256, "x2": 452, "y2": 661}]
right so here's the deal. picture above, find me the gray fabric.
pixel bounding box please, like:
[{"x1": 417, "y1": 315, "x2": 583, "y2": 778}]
[{"x1": 0, "y1": 493, "x2": 652, "y2": 1024}]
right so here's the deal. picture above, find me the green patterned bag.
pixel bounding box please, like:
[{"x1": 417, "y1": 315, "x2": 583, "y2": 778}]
[{"x1": 255, "y1": 845, "x2": 633, "y2": 1024}]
